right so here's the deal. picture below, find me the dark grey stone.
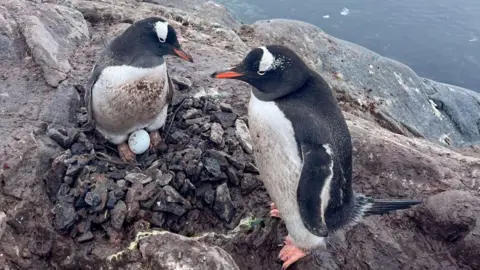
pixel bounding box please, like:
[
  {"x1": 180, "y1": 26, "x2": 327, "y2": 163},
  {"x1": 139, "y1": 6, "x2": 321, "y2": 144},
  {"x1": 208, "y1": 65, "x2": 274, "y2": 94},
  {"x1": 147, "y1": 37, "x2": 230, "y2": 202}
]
[
  {"x1": 213, "y1": 183, "x2": 235, "y2": 223},
  {"x1": 212, "y1": 112, "x2": 238, "y2": 129}
]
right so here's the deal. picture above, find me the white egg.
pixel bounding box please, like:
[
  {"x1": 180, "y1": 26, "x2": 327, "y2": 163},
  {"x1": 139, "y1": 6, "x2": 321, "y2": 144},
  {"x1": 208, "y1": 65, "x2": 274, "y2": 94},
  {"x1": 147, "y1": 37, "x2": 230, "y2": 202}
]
[{"x1": 128, "y1": 129, "x2": 150, "y2": 154}]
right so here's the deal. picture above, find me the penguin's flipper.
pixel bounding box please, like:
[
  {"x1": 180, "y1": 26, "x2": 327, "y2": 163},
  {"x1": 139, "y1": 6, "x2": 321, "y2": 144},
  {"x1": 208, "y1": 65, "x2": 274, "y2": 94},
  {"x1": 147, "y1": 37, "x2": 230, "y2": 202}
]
[
  {"x1": 84, "y1": 62, "x2": 102, "y2": 131},
  {"x1": 297, "y1": 143, "x2": 335, "y2": 237}
]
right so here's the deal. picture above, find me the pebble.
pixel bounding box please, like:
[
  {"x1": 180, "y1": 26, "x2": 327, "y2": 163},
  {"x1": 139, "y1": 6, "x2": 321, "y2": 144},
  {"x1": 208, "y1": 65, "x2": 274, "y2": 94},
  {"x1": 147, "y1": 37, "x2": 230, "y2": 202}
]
[
  {"x1": 110, "y1": 201, "x2": 127, "y2": 229},
  {"x1": 241, "y1": 174, "x2": 259, "y2": 194},
  {"x1": 72, "y1": 133, "x2": 94, "y2": 153},
  {"x1": 156, "y1": 173, "x2": 173, "y2": 186},
  {"x1": 147, "y1": 212, "x2": 166, "y2": 227},
  {"x1": 244, "y1": 162, "x2": 260, "y2": 174},
  {"x1": 126, "y1": 201, "x2": 140, "y2": 223},
  {"x1": 125, "y1": 173, "x2": 151, "y2": 184},
  {"x1": 140, "y1": 192, "x2": 161, "y2": 210},
  {"x1": 199, "y1": 123, "x2": 212, "y2": 133},
  {"x1": 85, "y1": 192, "x2": 102, "y2": 207},
  {"x1": 202, "y1": 157, "x2": 222, "y2": 178},
  {"x1": 213, "y1": 112, "x2": 237, "y2": 129},
  {"x1": 88, "y1": 174, "x2": 109, "y2": 212},
  {"x1": 63, "y1": 176, "x2": 74, "y2": 186},
  {"x1": 213, "y1": 183, "x2": 235, "y2": 223},
  {"x1": 151, "y1": 199, "x2": 187, "y2": 216},
  {"x1": 106, "y1": 191, "x2": 119, "y2": 209},
  {"x1": 205, "y1": 149, "x2": 230, "y2": 168},
  {"x1": 182, "y1": 108, "x2": 201, "y2": 120},
  {"x1": 220, "y1": 102, "x2": 233, "y2": 112},
  {"x1": 70, "y1": 142, "x2": 88, "y2": 155},
  {"x1": 146, "y1": 167, "x2": 162, "y2": 180},
  {"x1": 56, "y1": 183, "x2": 70, "y2": 199},
  {"x1": 0, "y1": 211, "x2": 6, "y2": 240},
  {"x1": 148, "y1": 160, "x2": 164, "y2": 170},
  {"x1": 117, "y1": 180, "x2": 127, "y2": 188},
  {"x1": 181, "y1": 179, "x2": 196, "y2": 194},
  {"x1": 21, "y1": 248, "x2": 31, "y2": 258},
  {"x1": 226, "y1": 167, "x2": 240, "y2": 186},
  {"x1": 107, "y1": 170, "x2": 126, "y2": 180},
  {"x1": 170, "y1": 130, "x2": 191, "y2": 144},
  {"x1": 44, "y1": 151, "x2": 70, "y2": 201},
  {"x1": 206, "y1": 100, "x2": 220, "y2": 111},
  {"x1": 235, "y1": 119, "x2": 253, "y2": 154},
  {"x1": 65, "y1": 154, "x2": 92, "y2": 177},
  {"x1": 136, "y1": 182, "x2": 159, "y2": 201},
  {"x1": 77, "y1": 231, "x2": 94, "y2": 243},
  {"x1": 173, "y1": 171, "x2": 186, "y2": 190},
  {"x1": 47, "y1": 128, "x2": 77, "y2": 148},
  {"x1": 183, "y1": 98, "x2": 194, "y2": 108},
  {"x1": 163, "y1": 186, "x2": 191, "y2": 206},
  {"x1": 54, "y1": 202, "x2": 77, "y2": 230},
  {"x1": 203, "y1": 190, "x2": 215, "y2": 206},
  {"x1": 77, "y1": 113, "x2": 88, "y2": 125},
  {"x1": 165, "y1": 203, "x2": 188, "y2": 216},
  {"x1": 210, "y1": 123, "x2": 224, "y2": 145},
  {"x1": 172, "y1": 76, "x2": 192, "y2": 90},
  {"x1": 172, "y1": 92, "x2": 188, "y2": 106},
  {"x1": 125, "y1": 183, "x2": 143, "y2": 223},
  {"x1": 185, "y1": 116, "x2": 210, "y2": 126}
]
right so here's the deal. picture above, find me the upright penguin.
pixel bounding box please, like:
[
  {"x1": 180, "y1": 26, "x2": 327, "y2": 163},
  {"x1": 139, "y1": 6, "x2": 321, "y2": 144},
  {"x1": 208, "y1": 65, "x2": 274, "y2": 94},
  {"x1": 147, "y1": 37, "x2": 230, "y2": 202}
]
[
  {"x1": 211, "y1": 45, "x2": 422, "y2": 269},
  {"x1": 85, "y1": 17, "x2": 193, "y2": 162}
]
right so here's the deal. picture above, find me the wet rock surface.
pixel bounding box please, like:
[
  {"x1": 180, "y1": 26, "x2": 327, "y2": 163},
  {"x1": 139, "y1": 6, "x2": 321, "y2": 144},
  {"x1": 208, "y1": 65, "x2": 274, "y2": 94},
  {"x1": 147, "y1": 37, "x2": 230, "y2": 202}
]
[{"x1": 0, "y1": 0, "x2": 479, "y2": 270}]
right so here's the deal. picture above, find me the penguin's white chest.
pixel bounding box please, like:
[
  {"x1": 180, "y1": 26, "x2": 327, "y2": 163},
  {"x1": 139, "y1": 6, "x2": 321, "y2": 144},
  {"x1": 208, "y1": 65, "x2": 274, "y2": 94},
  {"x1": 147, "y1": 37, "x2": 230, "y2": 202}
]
[
  {"x1": 248, "y1": 93, "x2": 326, "y2": 250},
  {"x1": 91, "y1": 64, "x2": 170, "y2": 144}
]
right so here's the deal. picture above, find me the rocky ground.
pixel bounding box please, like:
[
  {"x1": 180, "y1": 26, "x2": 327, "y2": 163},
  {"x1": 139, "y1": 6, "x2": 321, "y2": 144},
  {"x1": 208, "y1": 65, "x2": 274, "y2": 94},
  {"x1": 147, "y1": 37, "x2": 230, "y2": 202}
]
[{"x1": 1, "y1": 0, "x2": 480, "y2": 269}]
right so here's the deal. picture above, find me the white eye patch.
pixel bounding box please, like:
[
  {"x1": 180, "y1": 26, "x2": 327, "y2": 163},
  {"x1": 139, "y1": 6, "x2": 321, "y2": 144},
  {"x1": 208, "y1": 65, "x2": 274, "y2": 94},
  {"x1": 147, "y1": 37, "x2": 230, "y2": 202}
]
[
  {"x1": 258, "y1": 46, "x2": 284, "y2": 73},
  {"x1": 259, "y1": 46, "x2": 274, "y2": 72},
  {"x1": 154, "y1": 21, "x2": 169, "y2": 43}
]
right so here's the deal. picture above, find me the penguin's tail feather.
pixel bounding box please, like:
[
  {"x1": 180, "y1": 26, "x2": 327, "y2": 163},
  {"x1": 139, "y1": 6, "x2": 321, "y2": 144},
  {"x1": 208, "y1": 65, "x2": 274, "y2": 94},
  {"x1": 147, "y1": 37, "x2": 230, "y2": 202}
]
[{"x1": 364, "y1": 199, "x2": 423, "y2": 216}]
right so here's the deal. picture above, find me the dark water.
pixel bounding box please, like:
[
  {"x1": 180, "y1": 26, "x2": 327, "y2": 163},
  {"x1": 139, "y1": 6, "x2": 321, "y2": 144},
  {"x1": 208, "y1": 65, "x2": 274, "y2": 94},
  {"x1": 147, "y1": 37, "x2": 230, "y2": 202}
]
[{"x1": 216, "y1": 0, "x2": 480, "y2": 92}]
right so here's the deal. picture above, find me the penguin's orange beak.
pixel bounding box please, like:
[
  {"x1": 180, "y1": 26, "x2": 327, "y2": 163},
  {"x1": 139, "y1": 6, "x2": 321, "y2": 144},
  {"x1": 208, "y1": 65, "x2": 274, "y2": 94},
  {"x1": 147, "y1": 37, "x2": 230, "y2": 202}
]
[
  {"x1": 211, "y1": 67, "x2": 244, "y2": 79},
  {"x1": 211, "y1": 71, "x2": 243, "y2": 79},
  {"x1": 173, "y1": 47, "x2": 194, "y2": 63}
]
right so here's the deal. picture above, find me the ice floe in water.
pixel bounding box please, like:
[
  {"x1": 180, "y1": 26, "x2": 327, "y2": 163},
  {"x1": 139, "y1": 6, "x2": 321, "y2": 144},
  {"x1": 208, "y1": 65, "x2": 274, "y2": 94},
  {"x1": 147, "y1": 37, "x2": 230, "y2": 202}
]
[
  {"x1": 323, "y1": 14, "x2": 330, "y2": 19},
  {"x1": 340, "y1": 7, "x2": 350, "y2": 16},
  {"x1": 468, "y1": 37, "x2": 478, "y2": 42}
]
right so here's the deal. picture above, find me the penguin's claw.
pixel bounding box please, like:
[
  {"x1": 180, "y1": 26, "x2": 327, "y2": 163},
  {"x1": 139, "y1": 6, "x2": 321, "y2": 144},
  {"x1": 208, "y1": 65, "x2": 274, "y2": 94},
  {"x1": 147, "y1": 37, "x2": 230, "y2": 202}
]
[
  {"x1": 118, "y1": 143, "x2": 136, "y2": 162},
  {"x1": 270, "y1": 202, "x2": 281, "y2": 218},
  {"x1": 149, "y1": 130, "x2": 162, "y2": 151},
  {"x1": 279, "y1": 236, "x2": 306, "y2": 269}
]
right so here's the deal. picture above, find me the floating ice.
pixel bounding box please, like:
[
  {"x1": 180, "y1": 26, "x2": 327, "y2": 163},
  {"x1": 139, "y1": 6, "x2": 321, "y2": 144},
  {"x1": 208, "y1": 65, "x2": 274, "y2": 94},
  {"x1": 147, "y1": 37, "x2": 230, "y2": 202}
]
[
  {"x1": 323, "y1": 15, "x2": 330, "y2": 19},
  {"x1": 468, "y1": 37, "x2": 478, "y2": 42},
  {"x1": 340, "y1": 8, "x2": 350, "y2": 16}
]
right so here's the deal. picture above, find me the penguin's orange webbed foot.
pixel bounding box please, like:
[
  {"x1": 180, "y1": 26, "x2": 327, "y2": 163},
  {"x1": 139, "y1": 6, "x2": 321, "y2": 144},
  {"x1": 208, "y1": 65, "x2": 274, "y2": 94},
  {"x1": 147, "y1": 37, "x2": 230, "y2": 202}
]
[
  {"x1": 279, "y1": 235, "x2": 307, "y2": 269},
  {"x1": 270, "y1": 202, "x2": 281, "y2": 218},
  {"x1": 118, "y1": 143, "x2": 136, "y2": 163},
  {"x1": 149, "y1": 130, "x2": 162, "y2": 151}
]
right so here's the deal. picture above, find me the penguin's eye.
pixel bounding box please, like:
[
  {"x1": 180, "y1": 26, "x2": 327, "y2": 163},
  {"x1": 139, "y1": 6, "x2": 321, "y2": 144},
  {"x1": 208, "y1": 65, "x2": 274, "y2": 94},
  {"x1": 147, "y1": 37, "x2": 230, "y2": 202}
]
[{"x1": 257, "y1": 70, "x2": 266, "y2": 76}]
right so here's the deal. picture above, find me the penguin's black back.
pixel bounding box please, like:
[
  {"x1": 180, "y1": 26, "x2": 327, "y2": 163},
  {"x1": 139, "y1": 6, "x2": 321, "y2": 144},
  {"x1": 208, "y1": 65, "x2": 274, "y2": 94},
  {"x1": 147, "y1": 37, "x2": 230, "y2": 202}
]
[{"x1": 276, "y1": 71, "x2": 353, "y2": 209}]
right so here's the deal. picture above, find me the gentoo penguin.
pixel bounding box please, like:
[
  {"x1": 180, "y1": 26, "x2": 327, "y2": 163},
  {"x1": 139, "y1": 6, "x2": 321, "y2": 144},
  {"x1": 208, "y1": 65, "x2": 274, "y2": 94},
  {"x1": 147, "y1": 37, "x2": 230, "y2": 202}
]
[
  {"x1": 85, "y1": 17, "x2": 193, "y2": 162},
  {"x1": 211, "y1": 45, "x2": 422, "y2": 269}
]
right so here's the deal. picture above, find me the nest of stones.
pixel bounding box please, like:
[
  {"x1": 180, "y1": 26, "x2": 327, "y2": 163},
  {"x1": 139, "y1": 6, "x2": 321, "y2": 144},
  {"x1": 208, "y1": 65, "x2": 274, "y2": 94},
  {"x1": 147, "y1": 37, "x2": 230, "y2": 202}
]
[{"x1": 42, "y1": 91, "x2": 264, "y2": 244}]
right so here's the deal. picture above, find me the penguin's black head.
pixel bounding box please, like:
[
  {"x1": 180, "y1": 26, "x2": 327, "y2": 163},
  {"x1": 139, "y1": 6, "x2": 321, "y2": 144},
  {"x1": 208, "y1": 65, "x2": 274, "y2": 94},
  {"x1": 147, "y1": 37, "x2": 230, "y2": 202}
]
[
  {"x1": 119, "y1": 17, "x2": 193, "y2": 62},
  {"x1": 211, "y1": 45, "x2": 310, "y2": 101}
]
